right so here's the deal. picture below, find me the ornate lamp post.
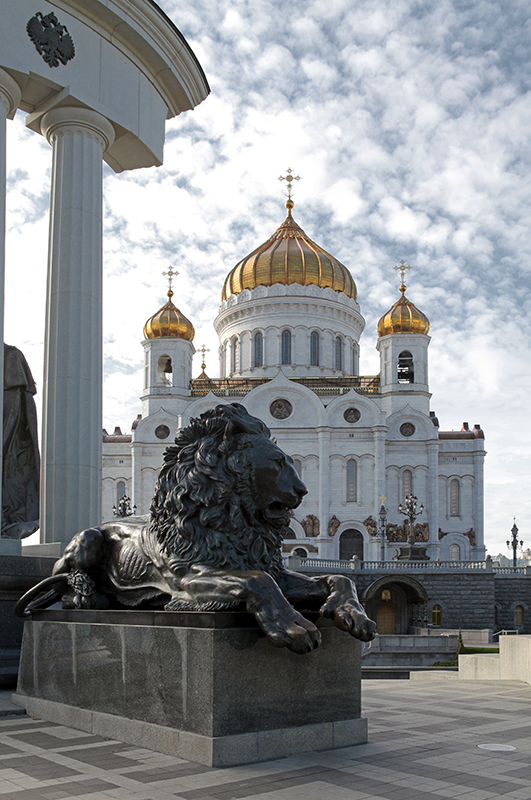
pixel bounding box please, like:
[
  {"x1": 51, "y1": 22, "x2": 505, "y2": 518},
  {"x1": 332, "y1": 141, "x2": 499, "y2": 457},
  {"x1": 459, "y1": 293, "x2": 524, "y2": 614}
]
[
  {"x1": 507, "y1": 519, "x2": 523, "y2": 568},
  {"x1": 378, "y1": 496, "x2": 387, "y2": 562},
  {"x1": 113, "y1": 496, "x2": 136, "y2": 518},
  {"x1": 398, "y1": 494, "x2": 424, "y2": 543}
]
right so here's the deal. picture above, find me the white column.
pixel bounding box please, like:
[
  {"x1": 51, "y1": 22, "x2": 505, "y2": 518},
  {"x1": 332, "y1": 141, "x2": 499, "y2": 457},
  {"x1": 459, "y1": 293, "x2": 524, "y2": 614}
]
[
  {"x1": 40, "y1": 107, "x2": 114, "y2": 545},
  {"x1": 0, "y1": 71, "x2": 20, "y2": 548}
]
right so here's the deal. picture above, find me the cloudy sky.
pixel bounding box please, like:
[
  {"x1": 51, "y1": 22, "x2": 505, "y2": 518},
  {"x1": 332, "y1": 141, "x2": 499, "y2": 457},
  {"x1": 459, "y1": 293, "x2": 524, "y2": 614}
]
[{"x1": 4, "y1": 0, "x2": 530, "y2": 556}]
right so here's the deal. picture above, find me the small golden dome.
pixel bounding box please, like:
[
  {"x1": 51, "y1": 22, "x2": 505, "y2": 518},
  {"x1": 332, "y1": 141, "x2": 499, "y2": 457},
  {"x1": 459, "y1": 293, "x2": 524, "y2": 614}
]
[
  {"x1": 143, "y1": 291, "x2": 195, "y2": 341},
  {"x1": 377, "y1": 284, "x2": 430, "y2": 337},
  {"x1": 221, "y1": 201, "x2": 357, "y2": 301}
]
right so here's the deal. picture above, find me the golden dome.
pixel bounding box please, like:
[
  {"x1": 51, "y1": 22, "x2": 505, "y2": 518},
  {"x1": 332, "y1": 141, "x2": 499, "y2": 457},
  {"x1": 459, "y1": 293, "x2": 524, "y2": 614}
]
[
  {"x1": 377, "y1": 284, "x2": 430, "y2": 337},
  {"x1": 143, "y1": 290, "x2": 195, "y2": 341},
  {"x1": 221, "y1": 201, "x2": 357, "y2": 301}
]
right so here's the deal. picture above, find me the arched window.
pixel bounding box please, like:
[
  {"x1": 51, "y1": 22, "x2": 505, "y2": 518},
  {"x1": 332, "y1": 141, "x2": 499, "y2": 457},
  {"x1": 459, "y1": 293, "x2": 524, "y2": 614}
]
[
  {"x1": 431, "y1": 604, "x2": 442, "y2": 626},
  {"x1": 449, "y1": 544, "x2": 461, "y2": 561},
  {"x1": 402, "y1": 469, "x2": 412, "y2": 502},
  {"x1": 293, "y1": 459, "x2": 302, "y2": 478},
  {"x1": 346, "y1": 459, "x2": 357, "y2": 502},
  {"x1": 254, "y1": 332, "x2": 263, "y2": 367},
  {"x1": 339, "y1": 529, "x2": 364, "y2": 560},
  {"x1": 310, "y1": 331, "x2": 319, "y2": 366},
  {"x1": 450, "y1": 479, "x2": 460, "y2": 516},
  {"x1": 230, "y1": 337, "x2": 238, "y2": 374},
  {"x1": 117, "y1": 481, "x2": 126, "y2": 504},
  {"x1": 157, "y1": 355, "x2": 173, "y2": 386},
  {"x1": 293, "y1": 547, "x2": 308, "y2": 559},
  {"x1": 284, "y1": 528, "x2": 296, "y2": 540},
  {"x1": 515, "y1": 605, "x2": 524, "y2": 625},
  {"x1": 335, "y1": 337, "x2": 342, "y2": 370},
  {"x1": 281, "y1": 330, "x2": 292, "y2": 365},
  {"x1": 397, "y1": 351, "x2": 414, "y2": 384}
]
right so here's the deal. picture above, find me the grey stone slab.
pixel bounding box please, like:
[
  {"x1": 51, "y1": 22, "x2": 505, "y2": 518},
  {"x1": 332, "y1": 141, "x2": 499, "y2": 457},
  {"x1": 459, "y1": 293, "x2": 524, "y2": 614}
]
[
  {"x1": 16, "y1": 612, "x2": 364, "y2": 766},
  {"x1": 257, "y1": 723, "x2": 333, "y2": 762},
  {"x1": 332, "y1": 718, "x2": 367, "y2": 749},
  {"x1": 5, "y1": 754, "x2": 82, "y2": 779}
]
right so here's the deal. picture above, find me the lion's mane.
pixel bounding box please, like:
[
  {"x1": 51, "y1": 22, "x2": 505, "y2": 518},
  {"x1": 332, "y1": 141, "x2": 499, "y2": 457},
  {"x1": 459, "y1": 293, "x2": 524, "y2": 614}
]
[{"x1": 148, "y1": 404, "x2": 285, "y2": 577}]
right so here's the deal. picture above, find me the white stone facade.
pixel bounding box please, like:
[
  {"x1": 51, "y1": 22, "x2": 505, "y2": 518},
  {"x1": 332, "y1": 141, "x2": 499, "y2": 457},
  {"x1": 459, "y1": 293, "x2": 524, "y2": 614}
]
[{"x1": 103, "y1": 267, "x2": 486, "y2": 564}]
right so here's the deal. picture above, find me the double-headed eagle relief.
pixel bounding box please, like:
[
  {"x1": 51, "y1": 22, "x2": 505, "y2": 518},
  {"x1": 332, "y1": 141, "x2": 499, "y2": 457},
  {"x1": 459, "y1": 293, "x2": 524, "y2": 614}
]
[{"x1": 26, "y1": 12, "x2": 75, "y2": 68}]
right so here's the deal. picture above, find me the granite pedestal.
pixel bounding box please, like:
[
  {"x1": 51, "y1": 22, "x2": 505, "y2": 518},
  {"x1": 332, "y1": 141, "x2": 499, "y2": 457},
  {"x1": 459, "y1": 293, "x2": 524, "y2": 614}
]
[
  {"x1": 13, "y1": 609, "x2": 367, "y2": 766},
  {"x1": 0, "y1": 553, "x2": 55, "y2": 687}
]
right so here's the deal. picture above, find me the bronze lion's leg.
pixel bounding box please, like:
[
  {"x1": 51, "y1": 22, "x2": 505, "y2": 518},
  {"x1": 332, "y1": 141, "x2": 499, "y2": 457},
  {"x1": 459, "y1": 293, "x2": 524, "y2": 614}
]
[
  {"x1": 277, "y1": 569, "x2": 376, "y2": 643},
  {"x1": 177, "y1": 565, "x2": 322, "y2": 654}
]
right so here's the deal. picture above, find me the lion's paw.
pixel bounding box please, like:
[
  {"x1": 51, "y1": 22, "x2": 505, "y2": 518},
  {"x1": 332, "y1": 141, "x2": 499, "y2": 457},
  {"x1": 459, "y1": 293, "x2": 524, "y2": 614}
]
[
  {"x1": 255, "y1": 607, "x2": 321, "y2": 654},
  {"x1": 321, "y1": 598, "x2": 376, "y2": 642}
]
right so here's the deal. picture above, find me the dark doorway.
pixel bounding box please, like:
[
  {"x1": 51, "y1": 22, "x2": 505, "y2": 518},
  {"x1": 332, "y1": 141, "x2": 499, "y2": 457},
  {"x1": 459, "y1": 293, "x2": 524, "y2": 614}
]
[{"x1": 339, "y1": 529, "x2": 364, "y2": 560}]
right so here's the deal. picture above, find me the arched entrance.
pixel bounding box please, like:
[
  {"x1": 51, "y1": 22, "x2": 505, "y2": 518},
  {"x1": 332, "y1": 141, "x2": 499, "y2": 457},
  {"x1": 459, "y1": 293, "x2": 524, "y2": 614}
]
[
  {"x1": 363, "y1": 576, "x2": 428, "y2": 635},
  {"x1": 339, "y1": 529, "x2": 364, "y2": 560}
]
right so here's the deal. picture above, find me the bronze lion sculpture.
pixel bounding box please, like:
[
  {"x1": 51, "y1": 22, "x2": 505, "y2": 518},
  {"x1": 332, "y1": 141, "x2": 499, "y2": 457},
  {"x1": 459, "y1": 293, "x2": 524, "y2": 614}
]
[{"x1": 16, "y1": 404, "x2": 376, "y2": 654}]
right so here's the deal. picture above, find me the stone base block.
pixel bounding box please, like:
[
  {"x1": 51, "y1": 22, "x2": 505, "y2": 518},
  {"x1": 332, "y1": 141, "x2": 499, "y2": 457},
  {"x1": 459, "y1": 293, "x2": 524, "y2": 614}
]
[
  {"x1": 12, "y1": 693, "x2": 367, "y2": 766},
  {"x1": 14, "y1": 609, "x2": 367, "y2": 766}
]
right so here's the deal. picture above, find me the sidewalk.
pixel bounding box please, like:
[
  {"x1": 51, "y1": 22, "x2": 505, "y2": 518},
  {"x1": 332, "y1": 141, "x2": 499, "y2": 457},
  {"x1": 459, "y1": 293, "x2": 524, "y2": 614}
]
[{"x1": 1, "y1": 678, "x2": 530, "y2": 799}]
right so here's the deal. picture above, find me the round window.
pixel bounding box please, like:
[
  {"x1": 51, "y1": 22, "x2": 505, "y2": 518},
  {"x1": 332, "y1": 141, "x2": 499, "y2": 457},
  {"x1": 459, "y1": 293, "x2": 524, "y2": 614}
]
[
  {"x1": 270, "y1": 398, "x2": 292, "y2": 420},
  {"x1": 344, "y1": 407, "x2": 361, "y2": 423},
  {"x1": 400, "y1": 422, "x2": 415, "y2": 437},
  {"x1": 155, "y1": 424, "x2": 171, "y2": 440}
]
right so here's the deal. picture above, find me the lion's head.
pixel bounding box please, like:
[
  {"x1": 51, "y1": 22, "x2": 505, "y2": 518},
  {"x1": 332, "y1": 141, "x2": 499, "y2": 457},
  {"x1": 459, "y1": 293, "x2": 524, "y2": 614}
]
[{"x1": 149, "y1": 404, "x2": 307, "y2": 575}]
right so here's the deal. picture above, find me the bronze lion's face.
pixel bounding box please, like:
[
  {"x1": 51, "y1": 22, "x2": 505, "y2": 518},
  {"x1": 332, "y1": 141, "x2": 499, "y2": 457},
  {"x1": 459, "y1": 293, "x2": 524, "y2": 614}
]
[{"x1": 251, "y1": 437, "x2": 307, "y2": 526}]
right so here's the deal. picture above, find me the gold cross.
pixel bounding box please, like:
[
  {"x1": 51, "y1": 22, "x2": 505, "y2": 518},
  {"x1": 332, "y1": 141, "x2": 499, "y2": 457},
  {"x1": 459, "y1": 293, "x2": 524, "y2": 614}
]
[
  {"x1": 380, "y1": 495, "x2": 386, "y2": 506},
  {"x1": 278, "y1": 168, "x2": 301, "y2": 200},
  {"x1": 199, "y1": 344, "x2": 210, "y2": 370},
  {"x1": 394, "y1": 259, "x2": 411, "y2": 288},
  {"x1": 162, "y1": 266, "x2": 179, "y2": 293}
]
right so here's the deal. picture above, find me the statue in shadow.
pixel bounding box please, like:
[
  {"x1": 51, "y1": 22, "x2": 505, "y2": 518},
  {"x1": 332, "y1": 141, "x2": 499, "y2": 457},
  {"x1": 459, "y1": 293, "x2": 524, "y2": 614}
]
[{"x1": 2, "y1": 344, "x2": 39, "y2": 539}]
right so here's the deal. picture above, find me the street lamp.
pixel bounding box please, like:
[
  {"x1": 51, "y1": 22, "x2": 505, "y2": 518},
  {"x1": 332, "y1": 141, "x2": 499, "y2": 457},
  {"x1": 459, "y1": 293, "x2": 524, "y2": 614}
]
[
  {"x1": 112, "y1": 496, "x2": 137, "y2": 518},
  {"x1": 398, "y1": 494, "x2": 424, "y2": 543},
  {"x1": 378, "y1": 496, "x2": 387, "y2": 562},
  {"x1": 507, "y1": 519, "x2": 523, "y2": 568}
]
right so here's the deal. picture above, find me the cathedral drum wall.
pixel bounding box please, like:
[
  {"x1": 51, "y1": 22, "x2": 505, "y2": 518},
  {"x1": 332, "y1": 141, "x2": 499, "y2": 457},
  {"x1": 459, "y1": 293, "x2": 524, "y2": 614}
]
[{"x1": 215, "y1": 285, "x2": 364, "y2": 379}]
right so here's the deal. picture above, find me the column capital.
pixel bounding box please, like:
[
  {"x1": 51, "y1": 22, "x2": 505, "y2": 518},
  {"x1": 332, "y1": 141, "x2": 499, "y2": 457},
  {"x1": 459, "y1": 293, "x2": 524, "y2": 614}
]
[
  {"x1": 0, "y1": 69, "x2": 21, "y2": 120},
  {"x1": 41, "y1": 107, "x2": 115, "y2": 152}
]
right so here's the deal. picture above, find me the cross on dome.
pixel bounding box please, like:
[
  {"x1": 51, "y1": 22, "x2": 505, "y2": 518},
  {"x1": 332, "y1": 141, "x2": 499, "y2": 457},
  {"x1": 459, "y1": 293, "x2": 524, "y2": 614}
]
[
  {"x1": 394, "y1": 260, "x2": 411, "y2": 294},
  {"x1": 162, "y1": 266, "x2": 179, "y2": 297},
  {"x1": 278, "y1": 168, "x2": 301, "y2": 204},
  {"x1": 199, "y1": 344, "x2": 210, "y2": 371}
]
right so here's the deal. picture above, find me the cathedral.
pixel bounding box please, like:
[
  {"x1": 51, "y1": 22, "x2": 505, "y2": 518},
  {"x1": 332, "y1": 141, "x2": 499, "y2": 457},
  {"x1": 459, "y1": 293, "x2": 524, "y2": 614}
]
[{"x1": 102, "y1": 190, "x2": 486, "y2": 564}]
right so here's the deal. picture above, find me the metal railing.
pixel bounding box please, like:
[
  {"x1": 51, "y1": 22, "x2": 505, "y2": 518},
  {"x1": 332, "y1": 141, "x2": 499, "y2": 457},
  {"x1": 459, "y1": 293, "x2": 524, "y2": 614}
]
[{"x1": 492, "y1": 630, "x2": 520, "y2": 637}]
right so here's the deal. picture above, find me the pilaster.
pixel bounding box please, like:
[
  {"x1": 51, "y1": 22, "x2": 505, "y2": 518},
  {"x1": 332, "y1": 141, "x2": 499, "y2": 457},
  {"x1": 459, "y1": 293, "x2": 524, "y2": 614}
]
[{"x1": 427, "y1": 440, "x2": 440, "y2": 555}]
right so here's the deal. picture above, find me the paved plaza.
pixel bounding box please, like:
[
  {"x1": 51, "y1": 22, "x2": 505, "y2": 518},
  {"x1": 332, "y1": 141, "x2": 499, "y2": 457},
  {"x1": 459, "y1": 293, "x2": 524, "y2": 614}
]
[{"x1": 1, "y1": 678, "x2": 531, "y2": 800}]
